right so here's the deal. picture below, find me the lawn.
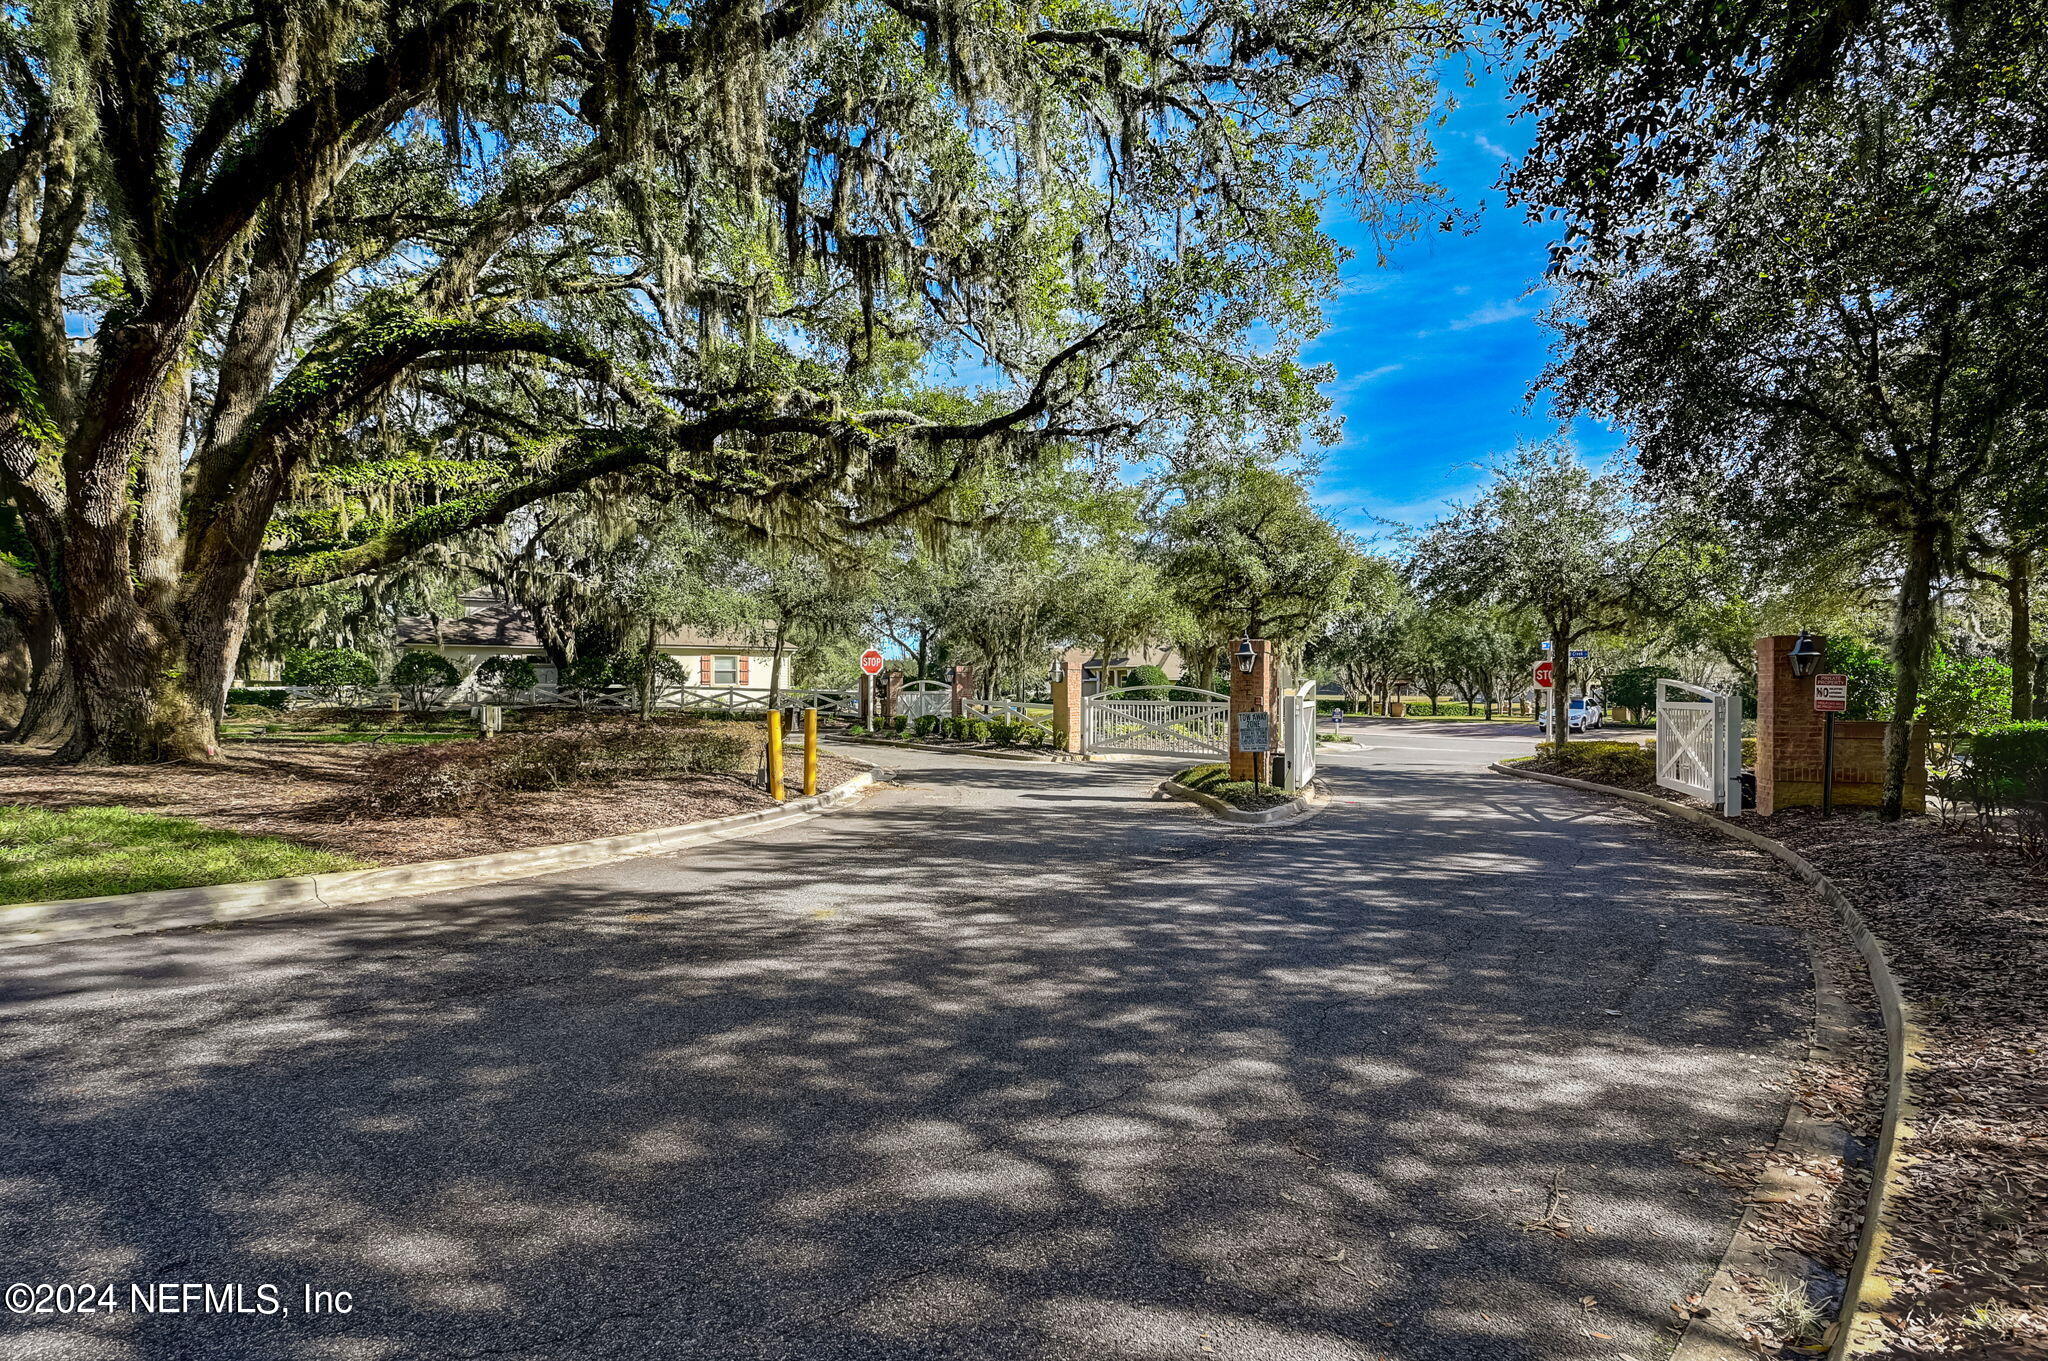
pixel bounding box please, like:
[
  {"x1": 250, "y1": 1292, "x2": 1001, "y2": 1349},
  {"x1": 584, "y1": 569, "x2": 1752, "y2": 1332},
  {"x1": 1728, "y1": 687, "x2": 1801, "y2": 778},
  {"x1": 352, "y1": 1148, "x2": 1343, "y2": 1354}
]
[{"x1": 0, "y1": 805, "x2": 366, "y2": 905}]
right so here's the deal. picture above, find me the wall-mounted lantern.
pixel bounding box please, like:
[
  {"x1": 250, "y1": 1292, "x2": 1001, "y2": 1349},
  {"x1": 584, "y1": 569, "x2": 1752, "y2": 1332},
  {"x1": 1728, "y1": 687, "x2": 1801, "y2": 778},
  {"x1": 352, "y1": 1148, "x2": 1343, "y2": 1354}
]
[
  {"x1": 1235, "y1": 635, "x2": 1258, "y2": 674},
  {"x1": 1788, "y1": 631, "x2": 1823, "y2": 679}
]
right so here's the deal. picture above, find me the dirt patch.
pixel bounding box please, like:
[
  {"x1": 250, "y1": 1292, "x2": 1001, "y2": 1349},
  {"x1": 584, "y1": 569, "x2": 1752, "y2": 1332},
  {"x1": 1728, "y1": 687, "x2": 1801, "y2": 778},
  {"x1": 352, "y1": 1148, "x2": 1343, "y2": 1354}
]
[
  {"x1": 0, "y1": 744, "x2": 866, "y2": 868},
  {"x1": 1737, "y1": 810, "x2": 2048, "y2": 1358}
]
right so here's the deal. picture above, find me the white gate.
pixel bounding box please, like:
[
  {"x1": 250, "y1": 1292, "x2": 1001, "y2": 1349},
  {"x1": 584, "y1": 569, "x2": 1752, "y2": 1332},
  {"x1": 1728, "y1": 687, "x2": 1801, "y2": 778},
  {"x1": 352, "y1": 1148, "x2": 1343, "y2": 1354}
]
[
  {"x1": 1655, "y1": 679, "x2": 1743, "y2": 814},
  {"x1": 895, "y1": 680, "x2": 950, "y2": 721},
  {"x1": 1084, "y1": 684, "x2": 1229, "y2": 758},
  {"x1": 962, "y1": 697, "x2": 1056, "y2": 740},
  {"x1": 1281, "y1": 679, "x2": 1318, "y2": 791}
]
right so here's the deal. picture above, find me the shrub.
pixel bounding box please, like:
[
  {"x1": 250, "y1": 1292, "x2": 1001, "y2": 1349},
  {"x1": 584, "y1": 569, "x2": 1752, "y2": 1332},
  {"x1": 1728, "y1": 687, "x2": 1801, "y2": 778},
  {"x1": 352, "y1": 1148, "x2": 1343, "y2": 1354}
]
[
  {"x1": 1943, "y1": 722, "x2": 2048, "y2": 856},
  {"x1": 1124, "y1": 665, "x2": 1171, "y2": 699},
  {"x1": 227, "y1": 687, "x2": 290, "y2": 709},
  {"x1": 964, "y1": 719, "x2": 993, "y2": 743},
  {"x1": 560, "y1": 654, "x2": 632, "y2": 703},
  {"x1": 475, "y1": 655, "x2": 539, "y2": 699},
  {"x1": 357, "y1": 723, "x2": 760, "y2": 812},
  {"x1": 845, "y1": 723, "x2": 869, "y2": 736},
  {"x1": 1545, "y1": 739, "x2": 1656, "y2": 786},
  {"x1": 913, "y1": 714, "x2": 940, "y2": 737},
  {"x1": 281, "y1": 647, "x2": 378, "y2": 704},
  {"x1": 390, "y1": 651, "x2": 460, "y2": 712},
  {"x1": 890, "y1": 715, "x2": 909, "y2": 733},
  {"x1": 1175, "y1": 763, "x2": 1229, "y2": 791}
]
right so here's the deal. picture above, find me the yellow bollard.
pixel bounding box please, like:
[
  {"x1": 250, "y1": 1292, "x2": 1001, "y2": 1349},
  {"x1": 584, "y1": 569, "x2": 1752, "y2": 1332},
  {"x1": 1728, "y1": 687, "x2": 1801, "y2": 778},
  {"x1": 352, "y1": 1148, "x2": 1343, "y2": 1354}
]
[
  {"x1": 803, "y1": 708, "x2": 819, "y2": 796},
  {"x1": 767, "y1": 709, "x2": 786, "y2": 802}
]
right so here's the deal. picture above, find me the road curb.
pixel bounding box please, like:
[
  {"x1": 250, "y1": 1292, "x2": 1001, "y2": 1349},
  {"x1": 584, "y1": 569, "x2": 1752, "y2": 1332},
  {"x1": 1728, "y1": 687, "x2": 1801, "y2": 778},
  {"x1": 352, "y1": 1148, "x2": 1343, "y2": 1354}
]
[
  {"x1": 1489, "y1": 761, "x2": 1921, "y2": 1360},
  {"x1": 0, "y1": 767, "x2": 881, "y2": 950},
  {"x1": 1154, "y1": 777, "x2": 1327, "y2": 826}
]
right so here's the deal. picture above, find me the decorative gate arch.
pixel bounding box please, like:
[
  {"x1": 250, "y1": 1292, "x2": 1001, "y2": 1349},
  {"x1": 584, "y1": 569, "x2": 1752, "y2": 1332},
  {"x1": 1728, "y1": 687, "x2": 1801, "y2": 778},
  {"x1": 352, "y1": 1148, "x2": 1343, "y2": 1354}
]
[{"x1": 1083, "y1": 684, "x2": 1229, "y2": 758}]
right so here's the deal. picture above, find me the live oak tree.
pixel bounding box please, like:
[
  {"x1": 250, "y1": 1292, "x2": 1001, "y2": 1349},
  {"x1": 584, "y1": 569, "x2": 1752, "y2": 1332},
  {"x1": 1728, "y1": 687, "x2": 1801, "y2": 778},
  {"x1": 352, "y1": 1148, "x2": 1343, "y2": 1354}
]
[
  {"x1": 1408, "y1": 443, "x2": 1691, "y2": 744},
  {"x1": 1155, "y1": 462, "x2": 1359, "y2": 652},
  {"x1": 0, "y1": 0, "x2": 1458, "y2": 762},
  {"x1": 1540, "y1": 91, "x2": 2048, "y2": 814}
]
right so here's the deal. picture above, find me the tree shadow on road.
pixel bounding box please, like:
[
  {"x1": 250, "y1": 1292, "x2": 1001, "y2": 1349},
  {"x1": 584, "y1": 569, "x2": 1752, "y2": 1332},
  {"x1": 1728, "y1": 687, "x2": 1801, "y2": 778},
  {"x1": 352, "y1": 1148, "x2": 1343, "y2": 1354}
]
[{"x1": 0, "y1": 758, "x2": 1810, "y2": 1361}]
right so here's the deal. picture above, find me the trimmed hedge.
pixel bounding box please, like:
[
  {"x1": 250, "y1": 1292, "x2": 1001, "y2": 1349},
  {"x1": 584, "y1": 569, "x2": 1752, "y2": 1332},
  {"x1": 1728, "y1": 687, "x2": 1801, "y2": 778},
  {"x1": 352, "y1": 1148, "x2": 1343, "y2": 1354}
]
[
  {"x1": 227, "y1": 687, "x2": 290, "y2": 708},
  {"x1": 1540, "y1": 739, "x2": 1655, "y2": 785}
]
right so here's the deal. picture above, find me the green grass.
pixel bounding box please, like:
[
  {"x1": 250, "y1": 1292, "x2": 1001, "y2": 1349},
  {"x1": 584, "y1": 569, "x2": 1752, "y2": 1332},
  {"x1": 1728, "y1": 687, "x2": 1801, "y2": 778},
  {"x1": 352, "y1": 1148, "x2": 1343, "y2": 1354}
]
[{"x1": 0, "y1": 806, "x2": 366, "y2": 905}]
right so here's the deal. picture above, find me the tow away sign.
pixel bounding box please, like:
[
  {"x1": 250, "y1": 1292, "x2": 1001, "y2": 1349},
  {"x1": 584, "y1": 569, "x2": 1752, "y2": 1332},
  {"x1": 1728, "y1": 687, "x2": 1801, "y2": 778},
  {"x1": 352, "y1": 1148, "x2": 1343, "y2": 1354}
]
[{"x1": 1814, "y1": 673, "x2": 1848, "y2": 714}]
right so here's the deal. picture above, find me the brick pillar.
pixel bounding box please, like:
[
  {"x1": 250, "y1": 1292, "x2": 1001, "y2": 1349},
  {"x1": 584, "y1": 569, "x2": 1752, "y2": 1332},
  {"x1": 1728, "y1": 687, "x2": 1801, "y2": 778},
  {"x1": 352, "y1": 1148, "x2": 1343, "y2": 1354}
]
[
  {"x1": 950, "y1": 664, "x2": 975, "y2": 718},
  {"x1": 1051, "y1": 648, "x2": 1087, "y2": 754},
  {"x1": 1229, "y1": 639, "x2": 1275, "y2": 783},
  {"x1": 881, "y1": 669, "x2": 903, "y2": 723},
  {"x1": 1756, "y1": 634, "x2": 1822, "y2": 816}
]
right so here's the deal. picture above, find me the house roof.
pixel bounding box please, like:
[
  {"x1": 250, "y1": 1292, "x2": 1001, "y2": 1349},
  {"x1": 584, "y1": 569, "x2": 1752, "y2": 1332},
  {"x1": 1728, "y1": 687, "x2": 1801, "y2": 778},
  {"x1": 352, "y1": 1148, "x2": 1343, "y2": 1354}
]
[{"x1": 397, "y1": 594, "x2": 772, "y2": 652}]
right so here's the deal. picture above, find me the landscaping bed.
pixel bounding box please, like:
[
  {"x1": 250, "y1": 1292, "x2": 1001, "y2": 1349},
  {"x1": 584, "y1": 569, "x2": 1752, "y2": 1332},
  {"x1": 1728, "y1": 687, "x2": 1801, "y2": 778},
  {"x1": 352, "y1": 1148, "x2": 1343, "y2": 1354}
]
[
  {"x1": 1738, "y1": 811, "x2": 2048, "y2": 1358},
  {"x1": 1169, "y1": 762, "x2": 1297, "y2": 811},
  {"x1": 842, "y1": 714, "x2": 1057, "y2": 752},
  {"x1": 0, "y1": 725, "x2": 861, "y2": 900}
]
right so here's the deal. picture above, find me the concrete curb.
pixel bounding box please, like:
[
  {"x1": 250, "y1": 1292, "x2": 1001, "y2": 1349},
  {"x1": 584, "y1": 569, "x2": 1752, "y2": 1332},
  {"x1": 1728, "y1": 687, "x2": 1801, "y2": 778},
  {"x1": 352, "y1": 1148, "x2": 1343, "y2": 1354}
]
[
  {"x1": 1489, "y1": 761, "x2": 1921, "y2": 1360},
  {"x1": 1154, "y1": 777, "x2": 1327, "y2": 826},
  {"x1": 835, "y1": 735, "x2": 1083, "y2": 763},
  {"x1": 0, "y1": 768, "x2": 881, "y2": 950}
]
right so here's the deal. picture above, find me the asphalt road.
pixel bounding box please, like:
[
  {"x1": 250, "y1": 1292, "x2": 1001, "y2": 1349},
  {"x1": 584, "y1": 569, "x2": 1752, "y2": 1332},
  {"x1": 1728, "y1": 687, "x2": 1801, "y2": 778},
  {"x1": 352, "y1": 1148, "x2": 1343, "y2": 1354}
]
[{"x1": 0, "y1": 721, "x2": 1808, "y2": 1361}]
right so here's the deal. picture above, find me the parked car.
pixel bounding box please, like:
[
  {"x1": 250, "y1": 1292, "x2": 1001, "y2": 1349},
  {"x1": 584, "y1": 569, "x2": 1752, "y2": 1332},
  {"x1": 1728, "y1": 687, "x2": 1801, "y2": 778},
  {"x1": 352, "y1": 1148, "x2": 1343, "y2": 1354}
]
[{"x1": 1538, "y1": 696, "x2": 1605, "y2": 732}]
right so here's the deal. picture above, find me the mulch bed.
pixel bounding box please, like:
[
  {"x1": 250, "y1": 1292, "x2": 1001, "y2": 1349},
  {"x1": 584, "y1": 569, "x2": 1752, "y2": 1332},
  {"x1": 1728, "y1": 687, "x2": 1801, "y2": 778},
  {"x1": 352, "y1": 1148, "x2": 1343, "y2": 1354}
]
[
  {"x1": 1744, "y1": 811, "x2": 2048, "y2": 1358},
  {"x1": 0, "y1": 742, "x2": 864, "y2": 868}
]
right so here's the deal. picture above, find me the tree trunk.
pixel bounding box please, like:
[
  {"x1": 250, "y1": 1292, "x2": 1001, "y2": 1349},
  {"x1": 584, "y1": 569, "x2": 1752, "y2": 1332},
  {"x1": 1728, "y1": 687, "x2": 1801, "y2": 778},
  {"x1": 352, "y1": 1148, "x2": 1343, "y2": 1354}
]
[
  {"x1": 1882, "y1": 523, "x2": 1941, "y2": 821},
  {"x1": 639, "y1": 620, "x2": 656, "y2": 720},
  {"x1": 8, "y1": 608, "x2": 76, "y2": 746},
  {"x1": 2010, "y1": 547, "x2": 2034, "y2": 723},
  {"x1": 1551, "y1": 626, "x2": 1572, "y2": 746}
]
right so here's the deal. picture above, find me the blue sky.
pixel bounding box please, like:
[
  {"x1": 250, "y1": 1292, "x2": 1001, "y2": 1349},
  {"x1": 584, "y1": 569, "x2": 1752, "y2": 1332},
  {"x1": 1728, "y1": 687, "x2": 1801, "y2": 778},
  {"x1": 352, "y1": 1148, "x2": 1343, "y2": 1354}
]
[{"x1": 1304, "y1": 64, "x2": 1625, "y2": 540}]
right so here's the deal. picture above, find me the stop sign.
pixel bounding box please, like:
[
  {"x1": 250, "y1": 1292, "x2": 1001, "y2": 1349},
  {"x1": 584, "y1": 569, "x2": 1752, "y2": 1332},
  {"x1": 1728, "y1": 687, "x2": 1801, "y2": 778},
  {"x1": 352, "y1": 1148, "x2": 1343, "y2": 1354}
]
[
  {"x1": 859, "y1": 649, "x2": 885, "y2": 676},
  {"x1": 1534, "y1": 659, "x2": 1555, "y2": 689}
]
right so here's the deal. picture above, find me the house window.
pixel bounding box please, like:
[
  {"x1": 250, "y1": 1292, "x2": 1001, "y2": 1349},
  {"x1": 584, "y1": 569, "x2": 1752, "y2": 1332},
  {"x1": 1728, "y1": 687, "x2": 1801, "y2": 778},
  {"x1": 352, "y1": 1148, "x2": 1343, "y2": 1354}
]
[{"x1": 712, "y1": 655, "x2": 739, "y2": 685}]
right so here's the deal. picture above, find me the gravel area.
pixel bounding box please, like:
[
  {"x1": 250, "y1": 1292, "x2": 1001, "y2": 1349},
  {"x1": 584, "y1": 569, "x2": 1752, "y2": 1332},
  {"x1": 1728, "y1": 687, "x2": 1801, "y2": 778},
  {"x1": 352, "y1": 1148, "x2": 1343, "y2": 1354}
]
[{"x1": 0, "y1": 743, "x2": 865, "y2": 866}]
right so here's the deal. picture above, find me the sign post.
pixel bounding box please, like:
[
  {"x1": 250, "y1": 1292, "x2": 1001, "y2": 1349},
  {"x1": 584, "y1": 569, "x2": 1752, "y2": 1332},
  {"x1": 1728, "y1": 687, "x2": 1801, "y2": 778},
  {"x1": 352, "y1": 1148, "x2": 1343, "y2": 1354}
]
[
  {"x1": 1237, "y1": 710, "x2": 1272, "y2": 795},
  {"x1": 1813, "y1": 673, "x2": 1848, "y2": 818}
]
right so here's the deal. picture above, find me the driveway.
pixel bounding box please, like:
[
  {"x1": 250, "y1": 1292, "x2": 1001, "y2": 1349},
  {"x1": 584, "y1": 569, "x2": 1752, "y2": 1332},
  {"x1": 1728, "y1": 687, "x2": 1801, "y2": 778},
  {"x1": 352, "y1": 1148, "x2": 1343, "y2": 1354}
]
[{"x1": 0, "y1": 729, "x2": 1809, "y2": 1361}]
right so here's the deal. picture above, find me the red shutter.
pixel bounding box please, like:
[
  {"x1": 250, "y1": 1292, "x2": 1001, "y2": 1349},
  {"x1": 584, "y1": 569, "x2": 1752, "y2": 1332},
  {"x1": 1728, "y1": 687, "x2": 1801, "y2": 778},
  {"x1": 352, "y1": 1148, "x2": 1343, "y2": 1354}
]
[
  {"x1": 698, "y1": 655, "x2": 711, "y2": 684},
  {"x1": 738, "y1": 656, "x2": 751, "y2": 685}
]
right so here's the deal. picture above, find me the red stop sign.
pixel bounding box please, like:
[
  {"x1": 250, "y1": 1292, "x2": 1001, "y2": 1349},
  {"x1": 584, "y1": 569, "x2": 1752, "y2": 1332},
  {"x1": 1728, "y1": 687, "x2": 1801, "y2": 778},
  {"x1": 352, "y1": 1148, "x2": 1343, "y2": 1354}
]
[
  {"x1": 1534, "y1": 660, "x2": 1555, "y2": 689},
  {"x1": 859, "y1": 649, "x2": 885, "y2": 676}
]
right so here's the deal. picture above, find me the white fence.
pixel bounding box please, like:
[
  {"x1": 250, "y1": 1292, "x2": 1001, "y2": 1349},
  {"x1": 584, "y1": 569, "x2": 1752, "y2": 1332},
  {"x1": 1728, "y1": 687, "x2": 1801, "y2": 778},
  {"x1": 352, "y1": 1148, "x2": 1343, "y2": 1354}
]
[
  {"x1": 1083, "y1": 685, "x2": 1230, "y2": 758},
  {"x1": 253, "y1": 683, "x2": 854, "y2": 715},
  {"x1": 1655, "y1": 679, "x2": 1742, "y2": 814}
]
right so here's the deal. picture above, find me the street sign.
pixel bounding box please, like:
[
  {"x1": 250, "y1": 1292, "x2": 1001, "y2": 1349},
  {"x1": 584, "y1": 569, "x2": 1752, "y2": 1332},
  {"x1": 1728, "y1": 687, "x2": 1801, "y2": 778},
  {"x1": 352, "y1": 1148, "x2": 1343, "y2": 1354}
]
[
  {"x1": 1236, "y1": 711, "x2": 1272, "y2": 753},
  {"x1": 859, "y1": 649, "x2": 884, "y2": 676},
  {"x1": 1569, "y1": 649, "x2": 1589, "y2": 659},
  {"x1": 1534, "y1": 660, "x2": 1555, "y2": 689},
  {"x1": 1814, "y1": 673, "x2": 1848, "y2": 714},
  {"x1": 1541, "y1": 640, "x2": 1553, "y2": 651}
]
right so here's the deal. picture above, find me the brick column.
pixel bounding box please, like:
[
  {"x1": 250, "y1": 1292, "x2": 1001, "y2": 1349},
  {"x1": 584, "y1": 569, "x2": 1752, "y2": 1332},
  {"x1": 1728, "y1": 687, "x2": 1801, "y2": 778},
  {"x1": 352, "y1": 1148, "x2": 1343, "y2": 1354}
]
[
  {"x1": 1229, "y1": 639, "x2": 1275, "y2": 783},
  {"x1": 1051, "y1": 648, "x2": 1087, "y2": 754},
  {"x1": 949, "y1": 664, "x2": 976, "y2": 718},
  {"x1": 880, "y1": 669, "x2": 903, "y2": 724},
  {"x1": 1756, "y1": 633, "x2": 1822, "y2": 816}
]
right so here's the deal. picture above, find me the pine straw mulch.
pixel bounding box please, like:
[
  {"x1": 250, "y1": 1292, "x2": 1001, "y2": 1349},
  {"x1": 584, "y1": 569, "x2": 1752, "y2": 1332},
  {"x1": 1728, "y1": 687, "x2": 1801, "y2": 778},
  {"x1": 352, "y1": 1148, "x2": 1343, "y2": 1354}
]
[
  {"x1": 0, "y1": 742, "x2": 865, "y2": 867},
  {"x1": 1742, "y1": 810, "x2": 2048, "y2": 1359}
]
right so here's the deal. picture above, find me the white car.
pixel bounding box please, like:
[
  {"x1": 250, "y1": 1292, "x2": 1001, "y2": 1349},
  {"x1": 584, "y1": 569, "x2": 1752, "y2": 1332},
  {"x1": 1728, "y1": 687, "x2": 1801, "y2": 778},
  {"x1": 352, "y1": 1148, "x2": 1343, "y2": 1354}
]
[{"x1": 1538, "y1": 697, "x2": 1605, "y2": 732}]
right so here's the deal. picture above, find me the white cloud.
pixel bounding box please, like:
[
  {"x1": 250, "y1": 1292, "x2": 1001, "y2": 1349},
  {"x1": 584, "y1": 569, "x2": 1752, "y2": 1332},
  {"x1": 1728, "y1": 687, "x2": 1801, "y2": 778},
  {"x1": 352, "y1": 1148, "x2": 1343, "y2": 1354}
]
[
  {"x1": 1472, "y1": 133, "x2": 1513, "y2": 163},
  {"x1": 1445, "y1": 299, "x2": 1535, "y2": 331}
]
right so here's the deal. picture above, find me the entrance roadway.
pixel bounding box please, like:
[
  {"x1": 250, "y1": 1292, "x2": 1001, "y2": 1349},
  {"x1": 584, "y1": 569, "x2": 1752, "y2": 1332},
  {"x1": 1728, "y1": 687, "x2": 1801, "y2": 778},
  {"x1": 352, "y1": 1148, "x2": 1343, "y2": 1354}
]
[{"x1": 0, "y1": 720, "x2": 1808, "y2": 1361}]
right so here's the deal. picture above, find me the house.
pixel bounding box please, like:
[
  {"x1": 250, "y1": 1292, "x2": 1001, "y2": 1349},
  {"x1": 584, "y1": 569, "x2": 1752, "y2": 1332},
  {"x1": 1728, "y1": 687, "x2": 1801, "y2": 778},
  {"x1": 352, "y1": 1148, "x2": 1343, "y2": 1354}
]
[
  {"x1": 394, "y1": 593, "x2": 793, "y2": 696},
  {"x1": 1081, "y1": 642, "x2": 1185, "y2": 694}
]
